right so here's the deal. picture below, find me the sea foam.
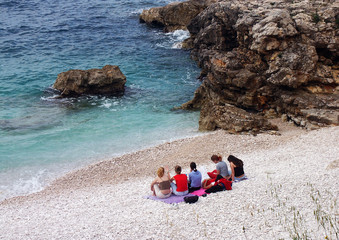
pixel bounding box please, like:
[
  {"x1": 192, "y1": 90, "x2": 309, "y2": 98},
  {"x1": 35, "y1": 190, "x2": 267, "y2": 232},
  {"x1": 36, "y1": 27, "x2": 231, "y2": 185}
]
[{"x1": 155, "y1": 29, "x2": 190, "y2": 49}]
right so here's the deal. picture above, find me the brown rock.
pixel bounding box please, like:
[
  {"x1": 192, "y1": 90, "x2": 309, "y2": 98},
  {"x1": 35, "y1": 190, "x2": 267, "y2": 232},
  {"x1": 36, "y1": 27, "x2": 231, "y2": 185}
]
[
  {"x1": 182, "y1": 0, "x2": 339, "y2": 132},
  {"x1": 139, "y1": 0, "x2": 217, "y2": 32},
  {"x1": 53, "y1": 65, "x2": 126, "y2": 97},
  {"x1": 199, "y1": 102, "x2": 278, "y2": 133},
  {"x1": 141, "y1": 0, "x2": 339, "y2": 133}
]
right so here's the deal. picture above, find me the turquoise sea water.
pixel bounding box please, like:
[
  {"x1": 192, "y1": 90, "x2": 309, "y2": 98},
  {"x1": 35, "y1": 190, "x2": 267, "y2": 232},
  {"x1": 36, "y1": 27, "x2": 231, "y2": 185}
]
[{"x1": 0, "y1": 0, "x2": 202, "y2": 200}]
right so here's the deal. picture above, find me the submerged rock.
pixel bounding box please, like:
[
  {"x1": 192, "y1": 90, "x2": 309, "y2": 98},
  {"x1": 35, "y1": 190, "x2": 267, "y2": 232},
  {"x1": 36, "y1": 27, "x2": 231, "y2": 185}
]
[
  {"x1": 141, "y1": 0, "x2": 339, "y2": 133},
  {"x1": 53, "y1": 65, "x2": 126, "y2": 97}
]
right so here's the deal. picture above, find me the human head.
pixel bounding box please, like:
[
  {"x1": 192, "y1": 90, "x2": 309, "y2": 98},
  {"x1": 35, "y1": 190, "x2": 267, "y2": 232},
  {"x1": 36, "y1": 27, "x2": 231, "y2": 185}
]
[
  {"x1": 190, "y1": 162, "x2": 197, "y2": 172},
  {"x1": 157, "y1": 167, "x2": 165, "y2": 177},
  {"x1": 227, "y1": 155, "x2": 243, "y2": 167},
  {"x1": 175, "y1": 165, "x2": 182, "y2": 174},
  {"x1": 211, "y1": 154, "x2": 222, "y2": 163}
]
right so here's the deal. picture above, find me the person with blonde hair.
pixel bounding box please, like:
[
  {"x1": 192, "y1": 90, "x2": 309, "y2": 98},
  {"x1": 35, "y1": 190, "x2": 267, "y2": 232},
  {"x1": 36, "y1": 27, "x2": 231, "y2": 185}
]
[{"x1": 150, "y1": 166, "x2": 172, "y2": 199}]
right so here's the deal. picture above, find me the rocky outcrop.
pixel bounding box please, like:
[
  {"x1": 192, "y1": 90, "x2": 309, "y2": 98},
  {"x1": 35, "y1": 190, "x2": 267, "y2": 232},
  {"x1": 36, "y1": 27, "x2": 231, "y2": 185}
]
[
  {"x1": 142, "y1": 0, "x2": 339, "y2": 133},
  {"x1": 199, "y1": 102, "x2": 278, "y2": 133},
  {"x1": 53, "y1": 65, "x2": 126, "y2": 97},
  {"x1": 139, "y1": 0, "x2": 218, "y2": 32}
]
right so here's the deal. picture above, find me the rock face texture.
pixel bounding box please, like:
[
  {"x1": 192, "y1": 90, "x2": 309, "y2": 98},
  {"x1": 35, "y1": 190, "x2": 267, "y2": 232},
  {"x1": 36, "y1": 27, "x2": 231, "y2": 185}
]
[
  {"x1": 139, "y1": 0, "x2": 218, "y2": 32},
  {"x1": 141, "y1": 0, "x2": 339, "y2": 133},
  {"x1": 53, "y1": 65, "x2": 126, "y2": 97}
]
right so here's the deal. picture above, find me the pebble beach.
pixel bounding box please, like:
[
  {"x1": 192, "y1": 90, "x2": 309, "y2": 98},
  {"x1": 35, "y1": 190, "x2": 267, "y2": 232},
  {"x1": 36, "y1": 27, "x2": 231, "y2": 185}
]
[{"x1": 1, "y1": 120, "x2": 338, "y2": 239}]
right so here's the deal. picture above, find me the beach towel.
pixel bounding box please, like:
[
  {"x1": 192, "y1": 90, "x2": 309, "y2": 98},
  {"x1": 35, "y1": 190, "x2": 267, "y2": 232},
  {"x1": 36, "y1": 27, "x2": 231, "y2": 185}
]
[
  {"x1": 144, "y1": 193, "x2": 196, "y2": 204},
  {"x1": 144, "y1": 188, "x2": 206, "y2": 204},
  {"x1": 190, "y1": 188, "x2": 206, "y2": 196},
  {"x1": 233, "y1": 176, "x2": 248, "y2": 183}
]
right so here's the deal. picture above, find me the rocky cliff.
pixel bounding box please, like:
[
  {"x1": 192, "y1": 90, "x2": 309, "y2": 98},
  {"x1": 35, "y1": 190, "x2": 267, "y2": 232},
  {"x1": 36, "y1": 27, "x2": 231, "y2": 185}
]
[{"x1": 140, "y1": 0, "x2": 339, "y2": 133}]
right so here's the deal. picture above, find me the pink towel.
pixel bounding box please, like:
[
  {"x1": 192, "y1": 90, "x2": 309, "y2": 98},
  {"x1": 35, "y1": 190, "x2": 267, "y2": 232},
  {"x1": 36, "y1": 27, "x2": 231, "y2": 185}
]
[{"x1": 190, "y1": 188, "x2": 206, "y2": 196}]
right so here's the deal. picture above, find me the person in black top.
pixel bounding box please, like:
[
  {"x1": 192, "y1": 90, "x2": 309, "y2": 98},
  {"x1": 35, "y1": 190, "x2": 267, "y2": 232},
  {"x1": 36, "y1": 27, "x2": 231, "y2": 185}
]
[{"x1": 227, "y1": 155, "x2": 247, "y2": 182}]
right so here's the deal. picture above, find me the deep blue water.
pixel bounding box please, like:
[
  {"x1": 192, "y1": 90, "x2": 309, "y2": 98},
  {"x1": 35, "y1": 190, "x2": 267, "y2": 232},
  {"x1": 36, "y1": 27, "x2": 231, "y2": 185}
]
[{"x1": 0, "y1": 0, "x2": 202, "y2": 200}]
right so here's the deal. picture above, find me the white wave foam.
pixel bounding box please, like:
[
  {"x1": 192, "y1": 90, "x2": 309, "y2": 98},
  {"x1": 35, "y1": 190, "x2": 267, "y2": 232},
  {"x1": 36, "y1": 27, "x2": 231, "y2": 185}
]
[
  {"x1": 130, "y1": 8, "x2": 144, "y2": 15},
  {"x1": 101, "y1": 101, "x2": 112, "y2": 108},
  {"x1": 168, "y1": 29, "x2": 190, "y2": 41},
  {"x1": 155, "y1": 30, "x2": 191, "y2": 49},
  {"x1": 167, "y1": 30, "x2": 190, "y2": 49},
  {"x1": 0, "y1": 169, "x2": 47, "y2": 201},
  {"x1": 40, "y1": 95, "x2": 60, "y2": 101},
  {"x1": 0, "y1": 158, "x2": 89, "y2": 202},
  {"x1": 98, "y1": 99, "x2": 120, "y2": 109}
]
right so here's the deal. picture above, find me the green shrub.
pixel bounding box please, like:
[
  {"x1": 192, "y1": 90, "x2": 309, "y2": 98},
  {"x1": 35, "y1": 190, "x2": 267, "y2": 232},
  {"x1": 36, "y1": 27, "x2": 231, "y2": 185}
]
[{"x1": 312, "y1": 13, "x2": 321, "y2": 24}]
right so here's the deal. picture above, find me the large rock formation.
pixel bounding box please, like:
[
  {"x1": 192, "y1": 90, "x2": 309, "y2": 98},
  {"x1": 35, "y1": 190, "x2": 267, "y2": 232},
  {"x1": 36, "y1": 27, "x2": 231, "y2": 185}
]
[
  {"x1": 53, "y1": 65, "x2": 126, "y2": 97},
  {"x1": 141, "y1": 0, "x2": 339, "y2": 133},
  {"x1": 139, "y1": 0, "x2": 218, "y2": 32}
]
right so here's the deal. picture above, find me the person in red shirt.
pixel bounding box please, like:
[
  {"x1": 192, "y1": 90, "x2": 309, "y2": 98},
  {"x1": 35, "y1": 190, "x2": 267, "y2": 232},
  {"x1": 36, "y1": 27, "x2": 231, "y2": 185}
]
[
  {"x1": 205, "y1": 175, "x2": 232, "y2": 193},
  {"x1": 170, "y1": 165, "x2": 188, "y2": 196}
]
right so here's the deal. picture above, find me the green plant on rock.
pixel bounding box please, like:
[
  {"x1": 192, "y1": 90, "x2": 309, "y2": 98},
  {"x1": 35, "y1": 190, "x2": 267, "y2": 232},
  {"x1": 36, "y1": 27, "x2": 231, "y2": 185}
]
[{"x1": 312, "y1": 12, "x2": 321, "y2": 24}]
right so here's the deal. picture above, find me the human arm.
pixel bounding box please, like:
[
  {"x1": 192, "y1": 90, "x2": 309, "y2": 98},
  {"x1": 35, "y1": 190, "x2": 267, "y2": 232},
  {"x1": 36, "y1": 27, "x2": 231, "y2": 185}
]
[
  {"x1": 164, "y1": 165, "x2": 171, "y2": 180},
  {"x1": 167, "y1": 170, "x2": 171, "y2": 180},
  {"x1": 230, "y1": 162, "x2": 235, "y2": 181},
  {"x1": 150, "y1": 178, "x2": 158, "y2": 191}
]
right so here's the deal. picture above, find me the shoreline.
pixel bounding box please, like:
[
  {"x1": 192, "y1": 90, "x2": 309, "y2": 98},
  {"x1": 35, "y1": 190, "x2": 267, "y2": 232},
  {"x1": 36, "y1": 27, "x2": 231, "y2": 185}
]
[
  {"x1": 1, "y1": 119, "x2": 302, "y2": 204},
  {"x1": 0, "y1": 123, "x2": 204, "y2": 203},
  {"x1": 1, "y1": 120, "x2": 338, "y2": 239}
]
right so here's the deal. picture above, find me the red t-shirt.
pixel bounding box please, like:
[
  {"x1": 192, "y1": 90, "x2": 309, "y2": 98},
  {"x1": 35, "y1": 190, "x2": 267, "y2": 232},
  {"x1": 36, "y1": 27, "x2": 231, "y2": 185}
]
[
  {"x1": 174, "y1": 174, "x2": 188, "y2": 192},
  {"x1": 214, "y1": 178, "x2": 232, "y2": 190}
]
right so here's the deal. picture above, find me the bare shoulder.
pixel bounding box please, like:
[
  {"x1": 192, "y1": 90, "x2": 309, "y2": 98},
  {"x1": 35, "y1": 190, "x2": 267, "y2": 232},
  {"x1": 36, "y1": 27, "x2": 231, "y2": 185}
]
[{"x1": 152, "y1": 176, "x2": 160, "y2": 183}]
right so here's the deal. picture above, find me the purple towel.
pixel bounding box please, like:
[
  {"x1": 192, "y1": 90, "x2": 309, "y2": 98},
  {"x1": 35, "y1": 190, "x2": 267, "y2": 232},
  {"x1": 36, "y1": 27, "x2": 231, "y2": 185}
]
[
  {"x1": 144, "y1": 188, "x2": 207, "y2": 204},
  {"x1": 144, "y1": 193, "x2": 196, "y2": 204}
]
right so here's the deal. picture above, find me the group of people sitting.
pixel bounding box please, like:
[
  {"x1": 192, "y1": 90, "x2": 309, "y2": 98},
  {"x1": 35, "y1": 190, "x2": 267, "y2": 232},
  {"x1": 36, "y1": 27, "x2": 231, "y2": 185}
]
[{"x1": 150, "y1": 154, "x2": 246, "y2": 199}]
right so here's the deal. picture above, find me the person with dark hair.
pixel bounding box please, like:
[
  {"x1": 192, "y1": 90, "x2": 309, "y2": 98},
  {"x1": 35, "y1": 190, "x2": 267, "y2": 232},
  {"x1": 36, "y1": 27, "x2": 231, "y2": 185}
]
[
  {"x1": 202, "y1": 154, "x2": 231, "y2": 189},
  {"x1": 205, "y1": 174, "x2": 232, "y2": 194},
  {"x1": 227, "y1": 155, "x2": 247, "y2": 182},
  {"x1": 170, "y1": 165, "x2": 188, "y2": 196},
  {"x1": 150, "y1": 166, "x2": 172, "y2": 199},
  {"x1": 188, "y1": 162, "x2": 202, "y2": 192},
  {"x1": 212, "y1": 154, "x2": 229, "y2": 178}
]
